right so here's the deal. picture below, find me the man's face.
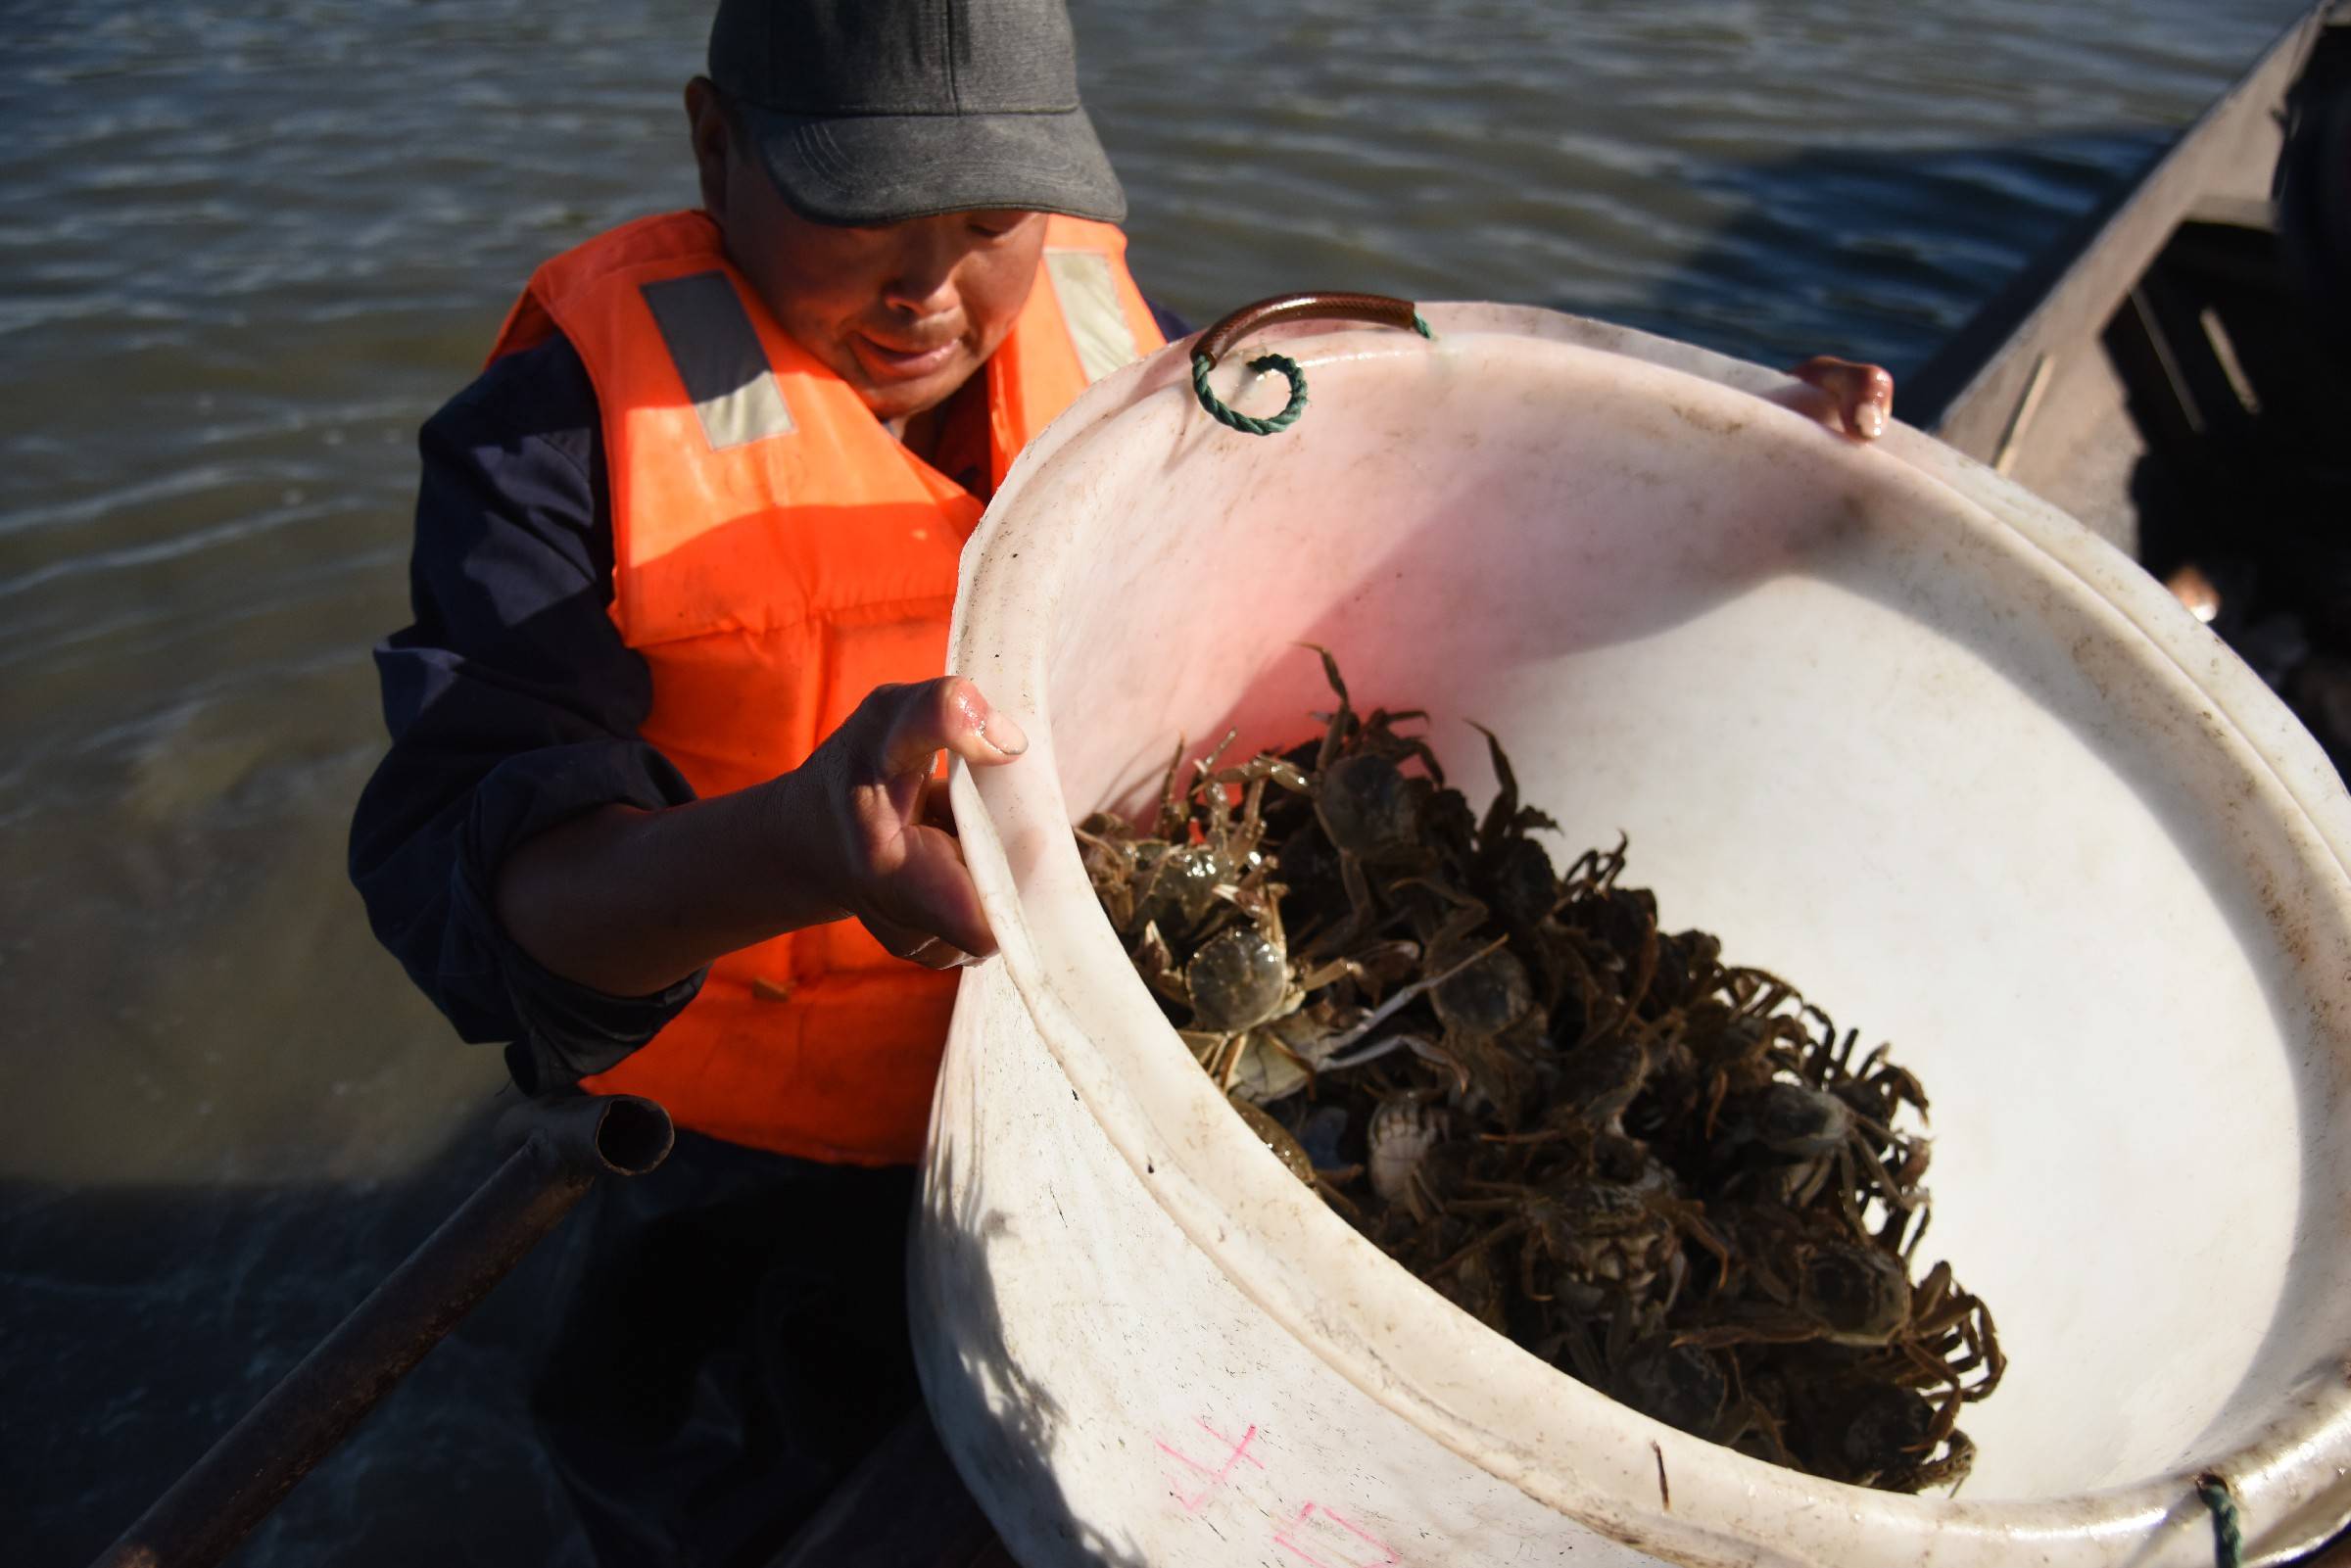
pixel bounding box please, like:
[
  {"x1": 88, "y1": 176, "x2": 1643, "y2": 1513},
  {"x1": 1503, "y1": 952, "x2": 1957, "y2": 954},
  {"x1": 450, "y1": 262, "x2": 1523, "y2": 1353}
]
[{"x1": 691, "y1": 82, "x2": 1047, "y2": 424}]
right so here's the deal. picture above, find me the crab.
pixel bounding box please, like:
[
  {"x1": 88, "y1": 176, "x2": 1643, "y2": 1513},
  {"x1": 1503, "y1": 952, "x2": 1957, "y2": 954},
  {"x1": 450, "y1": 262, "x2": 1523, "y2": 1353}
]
[
  {"x1": 1673, "y1": 1207, "x2": 1915, "y2": 1352},
  {"x1": 1557, "y1": 1305, "x2": 1798, "y2": 1469},
  {"x1": 1288, "y1": 644, "x2": 1449, "y2": 954},
  {"x1": 1135, "y1": 868, "x2": 1325, "y2": 1091},
  {"x1": 1713, "y1": 1079, "x2": 1929, "y2": 1234},
  {"x1": 1141, "y1": 862, "x2": 1450, "y2": 1100},
  {"x1": 1820, "y1": 1382, "x2": 1977, "y2": 1493},
  {"x1": 1435, "y1": 1163, "x2": 1728, "y2": 1319}
]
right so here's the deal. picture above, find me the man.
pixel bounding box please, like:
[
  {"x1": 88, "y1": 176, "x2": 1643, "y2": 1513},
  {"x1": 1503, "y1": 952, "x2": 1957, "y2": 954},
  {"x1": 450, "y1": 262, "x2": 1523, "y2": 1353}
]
[
  {"x1": 351, "y1": 0, "x2": 1894, "y2": 1558},
  {"x1": 353, "y1": 1, "x2": 1179, "y2": 1558}
]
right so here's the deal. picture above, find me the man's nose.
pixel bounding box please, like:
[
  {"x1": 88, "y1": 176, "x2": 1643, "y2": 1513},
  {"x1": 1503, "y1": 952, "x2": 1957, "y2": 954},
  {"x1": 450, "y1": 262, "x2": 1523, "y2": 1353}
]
[{"x1": 880, "y1": 223, "x2": 969, "y2": 318}]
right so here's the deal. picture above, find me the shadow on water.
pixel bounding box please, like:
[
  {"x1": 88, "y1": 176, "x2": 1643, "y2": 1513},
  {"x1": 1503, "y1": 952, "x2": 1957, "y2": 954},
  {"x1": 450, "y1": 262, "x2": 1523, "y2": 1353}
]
[
  {"x1": 3, "y1": 1100, "x2": 598, "y2": 1568},
  {"x1": 9, "y1": 1089, "x2": 1155, "y2": 1567}
]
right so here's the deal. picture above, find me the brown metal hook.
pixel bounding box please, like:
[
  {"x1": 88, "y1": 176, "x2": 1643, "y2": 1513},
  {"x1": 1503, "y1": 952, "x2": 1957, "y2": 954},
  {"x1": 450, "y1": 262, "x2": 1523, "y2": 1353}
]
[{"x1": 1192, "y1": 291, "x2": 1426, "y2": 368}]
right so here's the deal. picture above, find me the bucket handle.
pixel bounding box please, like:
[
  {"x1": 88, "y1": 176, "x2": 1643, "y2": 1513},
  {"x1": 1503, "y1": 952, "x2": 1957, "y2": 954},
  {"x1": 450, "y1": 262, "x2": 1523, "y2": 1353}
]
[{"x1": 1190, "y1": 291, "x2": 1434, "y2": 436}]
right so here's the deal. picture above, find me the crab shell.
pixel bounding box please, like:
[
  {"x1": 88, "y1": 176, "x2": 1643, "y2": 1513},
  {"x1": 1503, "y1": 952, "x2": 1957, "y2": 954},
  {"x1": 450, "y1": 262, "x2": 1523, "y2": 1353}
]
[{"x1": 1185, "y1": 925, "x2": 1293, "y2": 1033}]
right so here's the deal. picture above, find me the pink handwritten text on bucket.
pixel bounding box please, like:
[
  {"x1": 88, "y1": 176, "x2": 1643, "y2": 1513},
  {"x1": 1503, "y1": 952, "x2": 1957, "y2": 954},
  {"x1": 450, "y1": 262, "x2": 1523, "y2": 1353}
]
[
  {"x1": 1273, "y1": 1501, "x2": 1401, "y2": 1568},
  {"x1": 1154, "y1": 1419, "x2": 1263, "y2": 1511}
]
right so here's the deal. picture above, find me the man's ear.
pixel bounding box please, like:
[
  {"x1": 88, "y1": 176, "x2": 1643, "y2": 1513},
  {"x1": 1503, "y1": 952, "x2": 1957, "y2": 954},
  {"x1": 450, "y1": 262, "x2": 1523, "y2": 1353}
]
[{"x1": 684, "y1": 75, "x2": 730, "y2": 221}]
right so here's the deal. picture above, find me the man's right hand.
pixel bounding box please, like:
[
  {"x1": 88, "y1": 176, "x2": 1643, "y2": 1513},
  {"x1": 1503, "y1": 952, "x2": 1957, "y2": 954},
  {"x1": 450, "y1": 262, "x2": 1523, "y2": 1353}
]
[
  {"x1": 492, "y1": 676, "x2": 1029, "y2": 997},
  {"x1": 792, "y1": 677, "x2": 1029, "y2": 970}
]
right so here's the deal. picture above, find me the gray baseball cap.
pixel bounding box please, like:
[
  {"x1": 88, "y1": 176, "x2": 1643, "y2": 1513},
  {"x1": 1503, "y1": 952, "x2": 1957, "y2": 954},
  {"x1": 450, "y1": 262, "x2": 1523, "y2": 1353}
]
[{"x1": 708, "y1": 0, "x2": 1128, "y2": 226}]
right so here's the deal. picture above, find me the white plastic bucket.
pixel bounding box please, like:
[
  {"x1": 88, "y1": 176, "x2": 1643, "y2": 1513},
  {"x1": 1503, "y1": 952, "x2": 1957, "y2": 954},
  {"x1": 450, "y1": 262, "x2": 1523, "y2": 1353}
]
[{"x1": 910, "y1": 304, "x2": 2351, "y2": 1565}]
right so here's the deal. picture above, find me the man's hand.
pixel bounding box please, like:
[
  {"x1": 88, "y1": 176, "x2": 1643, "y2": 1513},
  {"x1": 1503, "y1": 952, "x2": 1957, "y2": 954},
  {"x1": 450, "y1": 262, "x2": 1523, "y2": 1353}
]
[
  {"x1": 794, "y1": 677, "x2": 1029, "y2": 970},
  {"x1": 1773, "y1": 355, "x2": 1895, "y2": 441},
  {"x1": 492, "y1": 676, "x2": 1028, "y2": 997}
]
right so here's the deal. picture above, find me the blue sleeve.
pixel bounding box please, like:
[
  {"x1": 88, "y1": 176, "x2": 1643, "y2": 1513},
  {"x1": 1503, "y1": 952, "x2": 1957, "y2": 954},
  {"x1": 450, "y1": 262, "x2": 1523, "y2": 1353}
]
[
  {"x1": 1143, "y1": 293, "x2": 1191, "y2": 345},
  {"x1": 348, "y1": 333, "x2": 703, "y2": 1092}
]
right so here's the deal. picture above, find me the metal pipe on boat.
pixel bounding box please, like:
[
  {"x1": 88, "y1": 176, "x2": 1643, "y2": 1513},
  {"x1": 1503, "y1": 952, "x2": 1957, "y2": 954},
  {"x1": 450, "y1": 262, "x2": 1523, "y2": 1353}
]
[{"x1": 89, "y1": 1092, "x2": 675, "y2": 1568}]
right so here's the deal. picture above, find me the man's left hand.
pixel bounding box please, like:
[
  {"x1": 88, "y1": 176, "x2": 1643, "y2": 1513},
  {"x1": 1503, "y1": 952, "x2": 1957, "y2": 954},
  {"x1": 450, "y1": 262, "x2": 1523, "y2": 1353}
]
[{"x1": 1774, "y1": 356, "x2": 1895, "y2": 441}]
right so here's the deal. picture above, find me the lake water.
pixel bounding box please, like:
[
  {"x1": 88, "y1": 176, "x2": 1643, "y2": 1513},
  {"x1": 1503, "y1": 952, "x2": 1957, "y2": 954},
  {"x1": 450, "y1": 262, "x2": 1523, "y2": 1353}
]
[{"x1": 0, "y1": 0, "x2": 2315, "y2": 1559}]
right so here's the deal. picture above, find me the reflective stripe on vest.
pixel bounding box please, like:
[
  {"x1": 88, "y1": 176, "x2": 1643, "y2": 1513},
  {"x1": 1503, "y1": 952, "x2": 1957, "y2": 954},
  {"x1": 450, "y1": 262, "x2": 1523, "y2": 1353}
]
[
  {"x1": 638, "y1": 272, "x2": 797, "y2": 448},
  {"x1": 1044, "y1": 248, "x2": 1140, "y2": 383},
  {"x1": 485, "y1": 211, "x2": 1166, "y2": 1164}
]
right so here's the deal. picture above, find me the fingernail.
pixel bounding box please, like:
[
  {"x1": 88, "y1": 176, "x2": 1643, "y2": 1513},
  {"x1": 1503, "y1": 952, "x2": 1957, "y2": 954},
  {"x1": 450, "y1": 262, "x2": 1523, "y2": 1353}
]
[
  {"x1": 980, "y1": 709, "x2": 1029, "y2": 756},
  {"x1": 1856, "y1": 402, "x2": 1887, "y2": 440}
]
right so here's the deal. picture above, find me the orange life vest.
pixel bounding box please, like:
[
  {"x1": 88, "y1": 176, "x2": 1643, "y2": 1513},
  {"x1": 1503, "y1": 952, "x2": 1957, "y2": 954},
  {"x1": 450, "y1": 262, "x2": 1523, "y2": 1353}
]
[{"x1": 485, "y1": 210, "x2": 1165, "y2": 1163}]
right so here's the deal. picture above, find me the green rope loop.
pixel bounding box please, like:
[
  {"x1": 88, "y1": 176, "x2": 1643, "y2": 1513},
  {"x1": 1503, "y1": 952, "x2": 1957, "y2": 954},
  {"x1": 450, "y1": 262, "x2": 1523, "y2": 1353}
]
[
  {"x1": 1189, "y1": 312, "x2": 1434, "y2": 437},
  {"x1": 2198, "y1": 1477, "x2": 2242, "y2": 1568},
  {"x1": 1192, "y1": 351, "x2": 1309, "y2": 436}
]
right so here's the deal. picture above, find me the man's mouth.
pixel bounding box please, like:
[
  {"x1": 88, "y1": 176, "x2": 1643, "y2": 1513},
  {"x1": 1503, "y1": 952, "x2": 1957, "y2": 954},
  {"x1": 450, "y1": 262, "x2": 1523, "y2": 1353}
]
[{"x1": 853, "y1": 332, "x2": 960, "y2": 381}]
